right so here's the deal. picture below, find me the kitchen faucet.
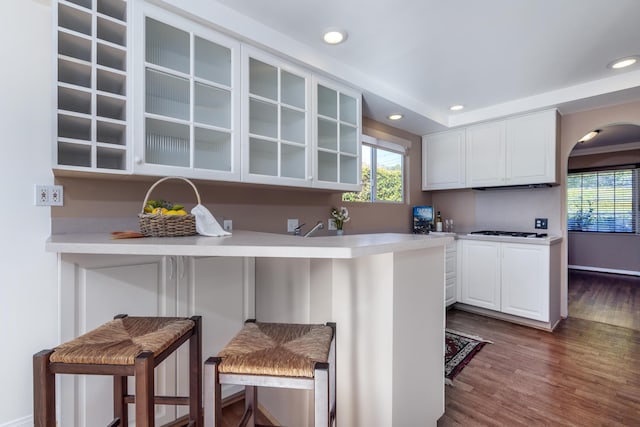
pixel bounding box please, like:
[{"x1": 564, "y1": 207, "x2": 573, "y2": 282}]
[{"x1": 294, "y1": 220, "x2": 324, "y2": 237}]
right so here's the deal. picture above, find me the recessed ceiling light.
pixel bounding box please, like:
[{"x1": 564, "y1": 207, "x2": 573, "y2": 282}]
[
  {"x1": 578, "y1": 130, "x2": 600, "y2": 143},
  {"x1": 608, "y1": 56, "x2": 638, "y2": 69},
  {"x1": 449, "y1": 105, "x2": 464, "y2": 111},
  {"x1": 323, "y1": 28, "x2": 348, "y2": 45},
  {"x1": 388, "y1": 114, "x2": 403, "y2": 120}
]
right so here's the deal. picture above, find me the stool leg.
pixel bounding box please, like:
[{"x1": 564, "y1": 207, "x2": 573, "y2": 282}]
[
  {"x1": 135, "y1": 351, "x2": 155, "y2": 427},
  {"x1": 189, "y1": 316, "x2": 203, "y2": 426},
  {"x1": 204, "y1": 357, "x2": 222, "y2": 427},
  {"x1": 33, "y1": 350, "x2": 55, "y2": 427},
  {"x1": 244, "y1": 385, "x2": 257, "y2": 427},
  {"x1": 314, "y1": 364, "x2": 330, "y2": 427},
  {"x1": 113, "y1": 375, "x2": 128, "y2": 425}
]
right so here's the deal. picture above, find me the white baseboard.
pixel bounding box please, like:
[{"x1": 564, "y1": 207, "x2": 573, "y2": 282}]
[
  {"x1": 0, "y1": 416, "x2": 32, "y2": 427},
  {"x1": 569, "y1": 265, "x2": 640, "y2": 277}
]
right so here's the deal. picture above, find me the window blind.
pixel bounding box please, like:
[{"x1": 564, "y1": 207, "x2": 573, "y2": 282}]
[{"x1": 567, "y1": 168, "x2": 638, "y2": 233}]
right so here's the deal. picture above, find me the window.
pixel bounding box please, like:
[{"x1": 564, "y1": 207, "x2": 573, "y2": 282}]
[
  {"x1": 342, "y1": 135, "x2": 405, "y2": 203},
  {"x1": 567, "y1": 167, "x2": 639, "y2": 233}
]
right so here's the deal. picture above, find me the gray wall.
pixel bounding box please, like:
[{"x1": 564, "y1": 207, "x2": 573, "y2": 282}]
[{"x1": 568, "y1": 232, "x2": 640, "y2": 274}]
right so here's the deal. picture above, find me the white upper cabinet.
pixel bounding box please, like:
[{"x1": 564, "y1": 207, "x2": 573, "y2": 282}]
[
  {"x1": 505, "y1": 109, "x2": 558, "y2": 185},
  {"x1": 422, "y1": 108, "x2": 558, "y2": 190},
  {"x1": 55, "y1": 0, "x2": 129, "y2": 173},
  {"x1": 422, "y1": 129, "x2": 466, "y2": 190},
  {"x1": 54, "y1": 2, "x2": 362, "y2": 190},
  {"x1": 241, "y1": 47, "x2": 312, "y2": 187},
  {"x1": 466, "y1": 120, "x2": 506, "y2": 187},
  {"x1": 133, "y1": 4, "x2": 241, "y2": 181},
  {"x1": 313, "y1": 78, "x2": 362, "y2": 191}
]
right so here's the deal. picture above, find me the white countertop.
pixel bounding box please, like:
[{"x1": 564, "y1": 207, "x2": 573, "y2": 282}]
[
  {"x1": 46, "y1": 230, "x2": 453, "y2": 259},
  {"x1": 455, "y1": 233, "x2": 562, "y2": 245}
]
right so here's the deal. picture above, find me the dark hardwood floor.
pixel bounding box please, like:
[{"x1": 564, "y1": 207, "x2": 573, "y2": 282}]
[
  {"x1": 568, "y1": 269, "x2": 640, "y2": 330},
  {"x1": 440, "y1": 270, "x2": 640, "y2": 426}
]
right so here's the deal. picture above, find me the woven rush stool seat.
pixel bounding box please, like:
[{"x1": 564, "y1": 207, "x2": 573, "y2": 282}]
[
  {"x1": 204, "y1": 320, "x2": 336, "y2": 427},
  {"x1": 33, "y1": 314, "x2": 202, "y2": 427}
]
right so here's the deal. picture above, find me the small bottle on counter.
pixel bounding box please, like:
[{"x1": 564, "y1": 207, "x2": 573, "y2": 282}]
[{"x1": 436, "y1": 211, "x2": 443, "y2": 232}]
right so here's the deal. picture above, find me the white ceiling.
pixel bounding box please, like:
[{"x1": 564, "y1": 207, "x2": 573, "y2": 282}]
[{"x1": 203, "y1": 0, "x2": 640, "y2": 135}]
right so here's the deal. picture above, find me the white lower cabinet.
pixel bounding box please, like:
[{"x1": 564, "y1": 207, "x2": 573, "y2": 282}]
[
  {"x1": 459, "y1": 240, "x2": 501, "y2": 311},
  {"x1": 500, "y1": 243, "x2": 549, "y2": 321},
  {"x1": 459, "y1": 240, "x2": 549, "y2": 322},
  {"x1": 445, "y1": 241, "x2": 457, "y2": 307},
  {"x1": 57, "y1": 254, "x2": 254, "y2": 426}
]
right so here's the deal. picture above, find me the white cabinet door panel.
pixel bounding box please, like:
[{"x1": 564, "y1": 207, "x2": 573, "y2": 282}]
[
  {"x1": 505, "y1": 109, "x2": 557, "y2": 185},
  {"x1": 422, "y1": 130, "x2": 466, "y2": 190},
  {"x1": 501, "y1": 243, "x2": 549, "y2": 321},
  {"x1": 466, "y1": 121, "x2": 506, "y2": 187},
  {"x1": 460, "y1": 240, "x2": 500, "y2": 310}
]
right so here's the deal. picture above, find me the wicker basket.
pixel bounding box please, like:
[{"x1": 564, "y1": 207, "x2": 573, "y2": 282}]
[{"x1": 138, "y1": 177, "x2": 200, "y2": 237}]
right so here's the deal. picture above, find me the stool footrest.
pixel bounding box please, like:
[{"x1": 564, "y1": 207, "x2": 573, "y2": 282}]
[{"x1": 123, "y1": 395, "x2": 191, "y2": 405}]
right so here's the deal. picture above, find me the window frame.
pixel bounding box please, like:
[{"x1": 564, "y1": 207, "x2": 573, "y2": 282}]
[
  {"x1": 343, "y1": 134, "x2": 407, "y2": 204},
  {"x1": 567, "y1": 164, "x2": 639, "y2": 234}
]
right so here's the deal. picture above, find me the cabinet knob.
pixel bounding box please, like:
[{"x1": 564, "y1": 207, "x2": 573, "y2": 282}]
[{"x1": 135, "y1": 156, "x2": 143, "y2": 164}]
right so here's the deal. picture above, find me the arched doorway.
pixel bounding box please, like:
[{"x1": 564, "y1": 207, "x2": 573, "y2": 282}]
[{"x1": 562, "y1": 119, "x2": 640, "y2": 327}]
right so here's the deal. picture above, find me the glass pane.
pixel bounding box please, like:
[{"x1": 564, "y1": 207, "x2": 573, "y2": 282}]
[
  {"x1": 145, "y1": 118, "x2": 189, "y2": 167},
  {"x1": 281, "y1": 71, "x2": 305, "y2": 109},
  {"x1": 146, "y1": 69, "x2": 189, "y2": 120},
  {"x1": 249, "y1": 138, "x2": 277, "y2": 176},
  {"x1": 342, "y1": 145, "x2": 371, "y2": 202},
  {"x1": 281, "y1": 107, "x2": 305, "y2": 143},
  {"x1": 340, "y1": 93, "x2": 357, "y2": 124},
  {"x1": 194, "y1": 36, "x2": 231, "y2": 85},
  {"x1": 249, "y1": 58, "x2": 277, "y2": 100},
  {"x1": 340, "y1": 154, "x2": 358, "y2": 185},
  {"x1": 281, "y1": 144, "x2": 306, "y2": 179},
  {"x1": 340, "y1": 124, "x2": 357, "y2": 154},
  {"x1": 375, "y1": 149, "x2": 403, "y2": 201},
  {"x1": 249, "y1": 99, "x2": 277, "y2": 138},
  {"x1": 317, "y1": 118, "x2": 337, "y2": 150},
  {"x1": 317, "y1": 85, "x2": 337, "y2": 118},
  {"x1": 194, "y1": 82, "x2": 231, "y2": 128},
  {"x1": 317, "y1": 151, "x2": 337, "y2": 182},
  {"x1": 145, "y1": 18, "x2": 189, "y2": 73},
  {"x1": 194, "y1": 127, "x2": 231, "y2": 171}
]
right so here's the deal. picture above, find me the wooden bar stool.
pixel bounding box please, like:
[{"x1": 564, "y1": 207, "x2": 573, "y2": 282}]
[
  {"x1": 204, "y1": 320, "x2": 336, "y2": 427},
  {"x1": 33, "y1": 314, "x2": 202, "y2": 427}
]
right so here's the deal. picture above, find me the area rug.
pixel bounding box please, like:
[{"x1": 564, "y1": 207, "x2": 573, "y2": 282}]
[{"x1": 445, "y1": 329, "x2": 490, "y2": 385}]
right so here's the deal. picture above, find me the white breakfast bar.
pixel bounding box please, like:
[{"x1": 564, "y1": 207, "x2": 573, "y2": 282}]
[{"x1": 47, "y1": 230, "x2": 452, "y2": 426}]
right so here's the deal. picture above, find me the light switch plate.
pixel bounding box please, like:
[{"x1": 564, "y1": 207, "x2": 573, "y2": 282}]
[
  {"x1": 535, "y1": 218, "x2": 548, "y2": 229},
  {"x1": 287, "y1": 219, "x2": 299, "y2": 233}
]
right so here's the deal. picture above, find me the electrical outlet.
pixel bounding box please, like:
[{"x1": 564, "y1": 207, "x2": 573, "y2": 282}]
[
  {"x1": 50, "y1": 185, "x2": 63, "y2": 206},
  {"x1": 35, "y1": 184, "x2": 49, "y2": 205},
  {"x1": 328, "y1": 218, "x2": 337, "y2": 231},
  {"x1": 535, "y1": 218, "x2": 548, "y2": 229},
  {"x1": 223, "y1": 219, "x2": 233, "y2": 231},
  {"x1": 35, "y1": 184, "x2": 64, "y2": 206},
  {"x1": 287, "y1": 219, "x2": 299, "y2": 233}
]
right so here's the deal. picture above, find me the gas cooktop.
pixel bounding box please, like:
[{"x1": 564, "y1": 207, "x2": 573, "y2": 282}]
[{"x1": 468, "y1": 230, "x2": 548, "y2": 238}]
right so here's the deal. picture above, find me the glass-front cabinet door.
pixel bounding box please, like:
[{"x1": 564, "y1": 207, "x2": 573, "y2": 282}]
[
  {"x1": 313, "y1": 77, "x2": 362, "y2": 191},
  {"x1": 241, "y1": 47, "x2": 312, "y2": 187},
  {"x1": 133, "y1": 5, "x2": 241, "y2": 180},
  {"x1": 55, "y1": 0, "x2": 129, "y2": 173}
]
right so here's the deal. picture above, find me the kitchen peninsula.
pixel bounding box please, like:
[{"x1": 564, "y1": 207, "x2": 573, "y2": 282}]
[{"x1": 47, "y1": 231, "x2": 452, "y2": 427}]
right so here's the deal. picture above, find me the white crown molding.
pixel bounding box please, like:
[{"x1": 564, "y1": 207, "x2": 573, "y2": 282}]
[{"x1": 569, "y1": 141, "x2": 640, "y2": 156}]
